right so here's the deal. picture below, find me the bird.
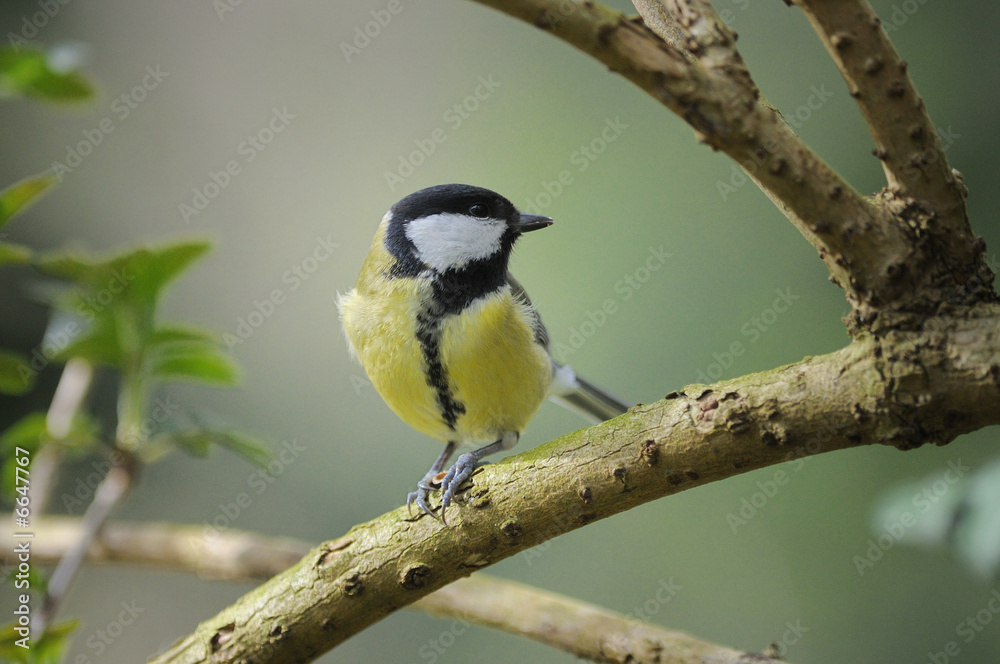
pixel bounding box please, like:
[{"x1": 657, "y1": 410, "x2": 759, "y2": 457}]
[{"x1": 338, "y1": 184, "x2": 629, "y2": 521}]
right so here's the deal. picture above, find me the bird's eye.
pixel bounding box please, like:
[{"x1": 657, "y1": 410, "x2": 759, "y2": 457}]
[{"x1": 469, "y1": 203, "x2": 489, "y2": 218}]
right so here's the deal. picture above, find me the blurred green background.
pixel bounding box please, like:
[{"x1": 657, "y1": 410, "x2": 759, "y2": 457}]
[{"x1": 1, "y1": 0, "x2": 999, "y2": 662}]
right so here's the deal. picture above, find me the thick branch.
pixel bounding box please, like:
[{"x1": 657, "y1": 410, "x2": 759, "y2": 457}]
[
  {"x1": 477, "y1": 0, "x2": 994, "y2": 324},
  {"x1": 795, "y1": 0, "x2": 958, "y2": 204},
  {"x1": 478, "y1": 0, "x2": 895, "y2": 313},
  {"x1": 149, "y1": 308, "x2": 1000, "y2": 664},
  {"x1": 793, "y1": 0, "x2": 993, "y2": 320},
  {"x1": 1, "y1": 518, "x2": 785, "y2": 664}
]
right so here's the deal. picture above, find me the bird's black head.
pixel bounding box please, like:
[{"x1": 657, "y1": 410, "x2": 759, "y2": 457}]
[{"x1": 383, "y1": 184, "x2": 551, "y2": 280}]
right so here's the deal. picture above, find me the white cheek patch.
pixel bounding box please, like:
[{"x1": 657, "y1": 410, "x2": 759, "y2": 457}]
[{"x1": 405, "y1": 213, "x2": 506, "y2": 272}]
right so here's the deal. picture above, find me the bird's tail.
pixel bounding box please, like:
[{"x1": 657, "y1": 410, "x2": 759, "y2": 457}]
[{"x1": 549, "y1": 364, "x2": 630, "y2": 424}]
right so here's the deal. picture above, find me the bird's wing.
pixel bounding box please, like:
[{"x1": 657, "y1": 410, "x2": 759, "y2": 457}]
[
  {"x1": 506, "y1": 273, "x2": 630, "y2": 423},
  {"x1": 506, "y1": 272, "x2": 549, "y2": 349}
]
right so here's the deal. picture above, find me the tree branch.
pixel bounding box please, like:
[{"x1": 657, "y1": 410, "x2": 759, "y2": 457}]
[
  {"x1": 28, "y1": 358, "x2": 94, "y2": 515},
  {"x1": 419, "y1": 576, "x2": 786, "y2": 664},
  {"x1": 147, "y1": 314, "x2": 1000, "y2": 663},
  {"x1": 792, "y1": 0, "x2": 993, "y2": 322},
  {"x1": 794, "y1": 0, "x2": 958, "y2": 204},
  {"x1": 32, "y1": 455, "x2": 136, "y2": 634},
  {"x1": 127, "y1": 2, "x2": 999, "y2": 662},
  {"x1": 0, "y1": 516, "x2": 310, "y2": 582},
  {"x1": 479, "y1": 0, "x2": 899, "y2": 317},
  {"x1": 483, "y1": 0, "x2": 996, "y2": 325},
  {"x1": 1, "y1": 517, "x2": 787, "y2": 664}
]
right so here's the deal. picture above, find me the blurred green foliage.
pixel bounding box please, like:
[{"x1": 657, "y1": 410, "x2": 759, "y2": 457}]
[
  {"x1": 0, "y1": 46, "x2": 92, "y2": 103},
  {"x1": 0, "y1": 45, "x2": 267, "y2": 660}
]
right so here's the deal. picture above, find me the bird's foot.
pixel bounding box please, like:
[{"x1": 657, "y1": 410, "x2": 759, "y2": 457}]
[
  {"x1": 439, "y1": 453, "x2": 481, "y2": 522},
  {"x1": 406, "y1": 476, "x2": 442, "y2": 520}
]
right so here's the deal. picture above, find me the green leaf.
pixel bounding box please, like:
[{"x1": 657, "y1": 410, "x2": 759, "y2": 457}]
[
  {"x1": 1, "y1": 412, "x2": 47, "y2": 499},
  {"x1": 126, "y1": 240, "x2": 213, "y2": 312},
  {"x1": 0, "y1": 412, "x2": 47, "y2": 453},
  {"x1": 0, "y1": 618, "x2": 79, "y2": 663},
  {"x1": 0, "y1": 412, "x2": 99, "y2": 499},
  {"x1": 0, "y1": 622, "x2": 31, "y2": 663},
  {"x1": 0, "y1": 45, "x2": 94, "y2": 102},
  {"x1": 0, "y1": 172, "x2": 58, "y2": 229},
  {"x1": 27, "y1": 566, "x2": 49, "y2": 595},
  {"x1": 38, "y1": 240, "x2": 213, "y2": 344},
  {"x1": 166, "y1": 429, "x2": 271, "y2": 468},
  {"x1": 0, "y1": 242, "x2": 33, "y2": 266},
  {"x1": 0, "y1": 350, "x2": 35, "y2": 395},
  {"x1": 37, "y1": 240, "x2": 214, "y2": 374},
  {"x1": 53, "y1": 317, "x2": 124, "y2": 367},
  {"x1": 148, "y1": 324, "x2": 219, "y2": 348},
  {"x1": 148, "y1": 345, "x2": 240, "y2": 385}
]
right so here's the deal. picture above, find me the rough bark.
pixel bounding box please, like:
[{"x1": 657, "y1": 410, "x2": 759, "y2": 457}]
[
  {"x1": 0, "y1": 519, "x2": 786, "y2": 664},
  {"x1": 148, "y1": 321, "x2": 1000, "y2": 663}
]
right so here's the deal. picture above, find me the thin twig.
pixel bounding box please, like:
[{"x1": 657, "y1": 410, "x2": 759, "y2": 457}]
[
  {"x1": 3, "y1": 516, "x2": 309, "y2": 582},
  {"x1": 471, "y1": 0, "x2": 927, "y2": 320},
  {"x1": 417, "y1": 575, "x2": 786, "y2": 664},
  {"x1": 29, "y1": 358, "x2": 94, "y2": 515},
  {"x1": 31, "y1": 454, "x2": 136, "y2": 634}
]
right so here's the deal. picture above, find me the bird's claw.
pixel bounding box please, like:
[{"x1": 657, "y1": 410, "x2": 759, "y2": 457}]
[
  {"x1": 407, "y1": 454, "x2": 486, "y2": 524},
  {"x1": 439, "y1": 453, "x2": 478, "y2": 519},
  {"x1": 406, "y1": 479, "x2": 438, "y2": 520}
]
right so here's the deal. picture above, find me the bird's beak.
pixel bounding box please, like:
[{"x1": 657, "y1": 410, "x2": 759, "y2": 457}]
[{"x1": 513, "y1": 213, "x2": 553, "y2": 233}]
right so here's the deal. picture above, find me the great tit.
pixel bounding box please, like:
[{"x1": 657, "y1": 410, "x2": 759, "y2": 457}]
[{"x1": 338, "y1": 184, "x2": 629, "y2": 521}]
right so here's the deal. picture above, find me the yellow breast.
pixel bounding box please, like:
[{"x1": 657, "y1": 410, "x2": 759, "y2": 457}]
[
  {"x1": 339, "y1": 226, "x2": 551, "y2": 445},
  {"x1": 438, "y1": 291, "x2": 551, "y2": 443}
]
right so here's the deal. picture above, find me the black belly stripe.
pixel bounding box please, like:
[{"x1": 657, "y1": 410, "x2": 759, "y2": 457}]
[
  {"x1": 415, "y1": 304, "x2": 465, "y2": 431},
  {"x1": 395, "y1": 252, "x2": 512, "y2": 433}
]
